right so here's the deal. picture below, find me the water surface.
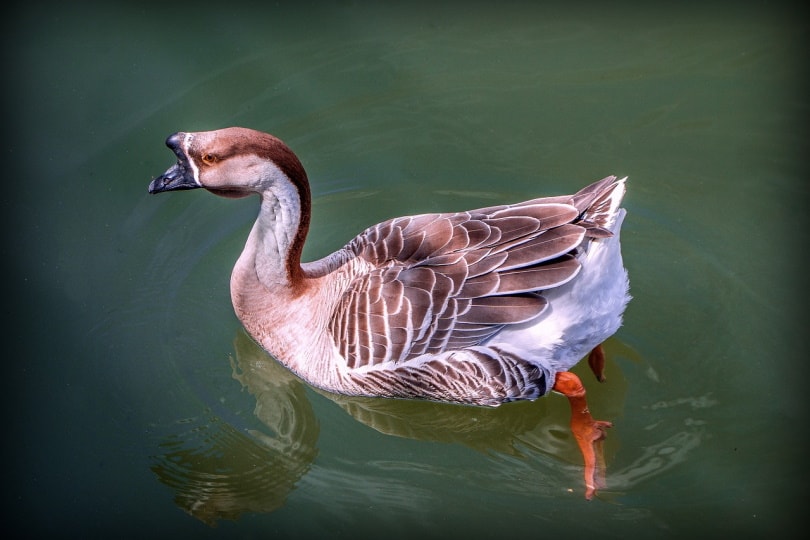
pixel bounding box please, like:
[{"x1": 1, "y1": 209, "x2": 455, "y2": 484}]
[{"x1": 6, "y1": 2, "x2": 805, "y2": 538}]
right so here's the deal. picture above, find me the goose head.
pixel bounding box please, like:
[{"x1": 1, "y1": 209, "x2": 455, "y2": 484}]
[
  {"x1": 149, "y1": 127, "x2": 313, "y2": 286},
  {"x1": 148, "y1": 127, "x2": 310, "y2": 201}
]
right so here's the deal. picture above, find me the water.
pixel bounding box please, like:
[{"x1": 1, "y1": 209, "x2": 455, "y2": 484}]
[{"x1": 6, "y1": 3, "x2": 805, "y2": 538}]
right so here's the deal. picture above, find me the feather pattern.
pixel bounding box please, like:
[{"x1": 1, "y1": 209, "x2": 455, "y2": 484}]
[{"x1": 330, "y1": 199, "x2": 595, "y2": 375}]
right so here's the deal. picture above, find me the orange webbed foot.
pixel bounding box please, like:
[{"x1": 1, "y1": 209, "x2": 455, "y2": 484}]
[{"x1": 553, "y1": 370, "x2": 612, "y2": 500}]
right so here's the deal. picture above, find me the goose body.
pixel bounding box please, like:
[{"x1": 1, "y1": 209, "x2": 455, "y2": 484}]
[{"x1": 149, "y1": 127, "x2": 630, "y2": 498}]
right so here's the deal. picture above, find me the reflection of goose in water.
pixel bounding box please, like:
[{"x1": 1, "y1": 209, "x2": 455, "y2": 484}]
[
  {"x1": 150, "y1": 331, "x2": 319, "y2": 525},
  {"x1": 151, "y1": 328, "x2": 708, "y2": 524},
  {"x1": 154, "y1": 329, "x2": 633, "y2": 525}
]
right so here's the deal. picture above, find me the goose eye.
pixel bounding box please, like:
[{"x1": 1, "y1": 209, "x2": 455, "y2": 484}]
[{"x1": 201, "y1": 153, "x2": 218, "y2": 165}]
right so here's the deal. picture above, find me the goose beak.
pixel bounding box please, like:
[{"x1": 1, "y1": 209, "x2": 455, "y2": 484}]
[
  {"x1": 148, "y1": 161, "x2": 199, "y2": 193},
  {"x1": 148, "y1": 133, "x2": 200, "y2": 194}
]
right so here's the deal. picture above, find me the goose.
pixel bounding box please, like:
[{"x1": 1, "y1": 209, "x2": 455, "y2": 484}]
[{"x1": 148, "y1": 127, "x2": 630, "y2": 499}]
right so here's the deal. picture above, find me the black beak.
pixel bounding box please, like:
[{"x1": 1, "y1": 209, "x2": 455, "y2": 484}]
[{"x1": 148, "y1": 133, "x2": 200, "y2": 194}]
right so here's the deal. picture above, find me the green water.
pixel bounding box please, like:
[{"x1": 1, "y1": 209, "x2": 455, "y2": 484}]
[{"x1": 6, "y1": 2, "x2": 805, "y2": 538}]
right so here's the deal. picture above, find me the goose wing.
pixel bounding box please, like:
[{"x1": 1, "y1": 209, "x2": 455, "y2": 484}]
[{"x1": 329, "y1": 178, "x2": 620, "y2": 370}]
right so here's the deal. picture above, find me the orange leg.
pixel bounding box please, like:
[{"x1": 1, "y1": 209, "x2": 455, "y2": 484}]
[
  {"x1": 587, "y1": 344, "x2": 606, "y2": 383},
  {"x1": 553, "y1": 370, "x2": 612, "y2": 499}
]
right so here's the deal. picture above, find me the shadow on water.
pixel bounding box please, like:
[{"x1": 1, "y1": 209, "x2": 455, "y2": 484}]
[{"x1": 151, "y1": 328, "x2": 707, "y2": 526}]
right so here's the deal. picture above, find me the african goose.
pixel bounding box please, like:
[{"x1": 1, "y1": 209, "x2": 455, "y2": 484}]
[{"x1": 149, "y1": 127, "x2": 630, "y2": 498}]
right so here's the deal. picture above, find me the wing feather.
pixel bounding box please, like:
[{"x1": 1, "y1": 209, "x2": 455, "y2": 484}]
[
  {"x1": 499, "y1": 224, "x2": 585, "y2": 269},
  {"x1": 466, "y1": 250, "x2": 505, "y2": 277},
  {"x1": 494, "y1": 255, "x2": 581, "y2": 294}
]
